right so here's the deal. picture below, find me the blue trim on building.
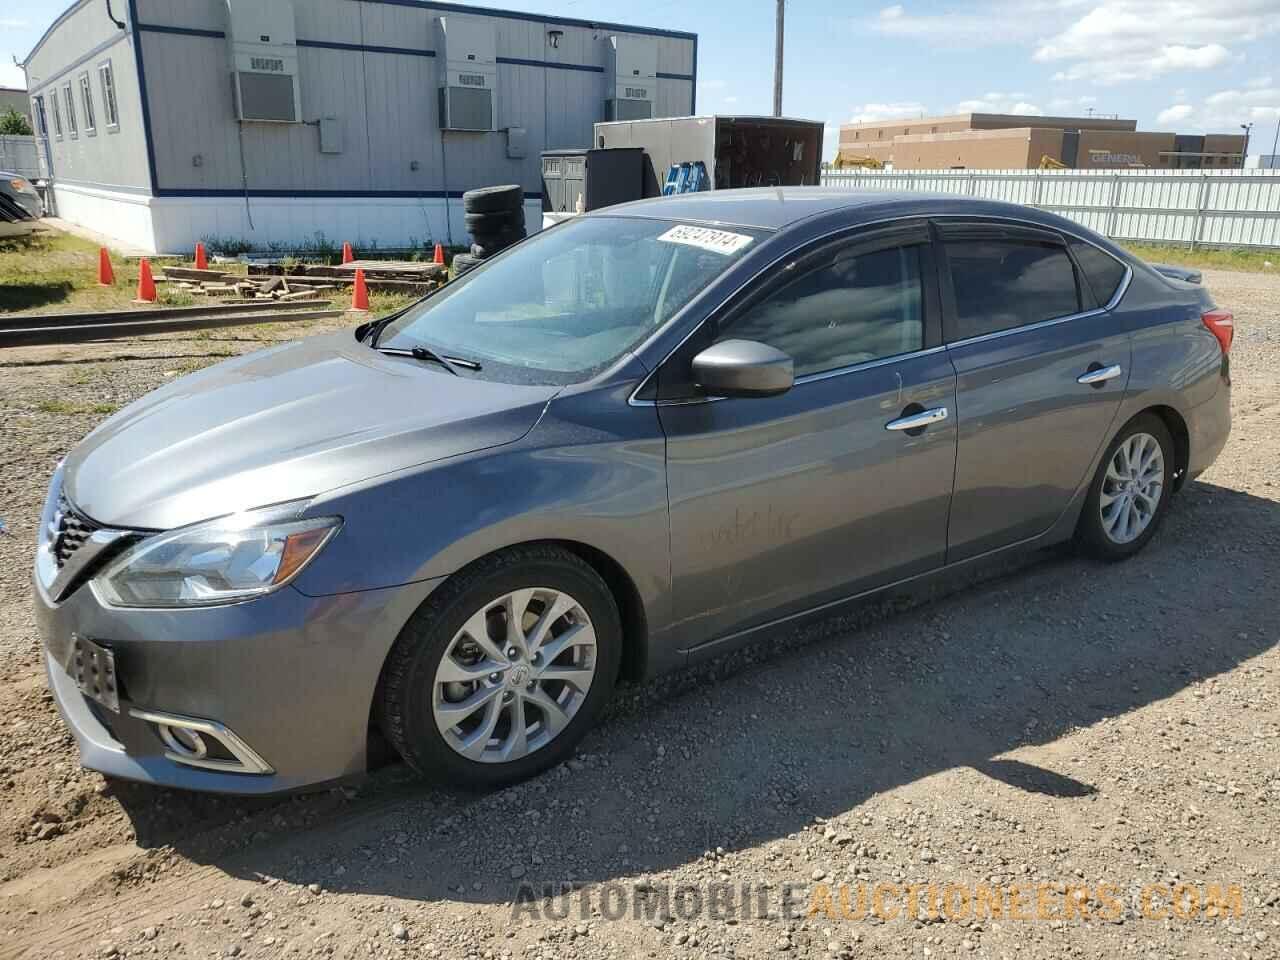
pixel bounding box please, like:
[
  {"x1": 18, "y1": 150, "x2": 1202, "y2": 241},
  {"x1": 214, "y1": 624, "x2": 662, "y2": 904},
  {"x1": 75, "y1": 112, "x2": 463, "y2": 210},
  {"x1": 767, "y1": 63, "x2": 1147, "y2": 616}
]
[
  {"x1": 497, "y1": 56, "x2": 602, "y2": 74},
  {"x1": 691, "y1": 35, "x2": 698, "y2": 113},
  {"x1": 298, "y1": 39, "x2": 434, "y2": 57},
  {"x1": 26, "y1": 33, "x2": 129, "y2": 95},
  {"x1": 128, "y1": 0, "x2": 159, "y2": 195},
  {"x1": 153, "y1": 188, "x2": 542, "y2": 200},
  {"x1": 656, "y1": 71, "x2": 695, "y2": 82},
  {"x1": 136, "y1": 23, "x2": 226, "y2": 39},
  {"x1": 349, "y1": 0, "x2": 697, "y2": 41}
]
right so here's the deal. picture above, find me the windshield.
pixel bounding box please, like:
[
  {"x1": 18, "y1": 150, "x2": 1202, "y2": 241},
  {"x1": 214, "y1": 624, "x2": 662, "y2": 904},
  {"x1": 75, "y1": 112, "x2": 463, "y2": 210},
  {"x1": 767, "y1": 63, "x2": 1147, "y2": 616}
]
[{"x1": 377, "y1": 216, "x2": 766, "y2": 384}]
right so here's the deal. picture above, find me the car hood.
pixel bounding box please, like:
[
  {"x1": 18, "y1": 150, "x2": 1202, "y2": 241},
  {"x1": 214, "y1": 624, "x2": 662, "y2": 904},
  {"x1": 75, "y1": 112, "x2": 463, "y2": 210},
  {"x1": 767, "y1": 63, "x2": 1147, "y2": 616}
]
[{"x1": 64, "y1": 332, "x2": 558, "y2": 529}]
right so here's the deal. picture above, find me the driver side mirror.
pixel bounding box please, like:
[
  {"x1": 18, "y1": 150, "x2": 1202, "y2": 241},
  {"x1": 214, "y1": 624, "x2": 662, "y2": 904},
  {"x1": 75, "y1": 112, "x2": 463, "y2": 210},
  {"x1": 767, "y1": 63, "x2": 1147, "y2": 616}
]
[{"x1": 691, "y1": 339, "x2": 794, "y2": 398}]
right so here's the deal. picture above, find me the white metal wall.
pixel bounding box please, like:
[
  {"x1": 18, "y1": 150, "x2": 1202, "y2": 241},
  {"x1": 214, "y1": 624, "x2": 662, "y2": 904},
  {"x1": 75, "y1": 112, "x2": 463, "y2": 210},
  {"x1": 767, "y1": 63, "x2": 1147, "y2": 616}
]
[
  {"x1": 0, "y1": 135, "x2": 40, "y2": 179},
  {"x1": 820, "y1": 169, "x2": 1280, "y2": 249}
]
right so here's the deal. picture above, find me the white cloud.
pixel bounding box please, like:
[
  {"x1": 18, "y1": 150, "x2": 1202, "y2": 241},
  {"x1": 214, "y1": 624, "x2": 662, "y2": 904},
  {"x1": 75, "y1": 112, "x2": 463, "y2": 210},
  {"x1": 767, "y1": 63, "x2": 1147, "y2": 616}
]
[
  {"x1": 1156, "y1": 85, "x2": 1280, "y2": 132},
  {"x1": 1157, "y1": 104, "x2": 1195, "y2": 124},
  {"x1": 846, "y1": 101, "x2": 928, "y2": 124},
  {"x1": 0, "y1": 18, "x2": 30, "y2": 29},
  {"x1": 1034, "y1": 0, "x2": 1276, "y2": 84},
  {"x1": 955, "y1": 93, "x2": 1044, "y2": 115},
  {"x1": 723, "y1": 96, "x2": 739, "y2": 104},
  {"x1": 871, "y1": 2, "x2": 1056, "y2": 43}
]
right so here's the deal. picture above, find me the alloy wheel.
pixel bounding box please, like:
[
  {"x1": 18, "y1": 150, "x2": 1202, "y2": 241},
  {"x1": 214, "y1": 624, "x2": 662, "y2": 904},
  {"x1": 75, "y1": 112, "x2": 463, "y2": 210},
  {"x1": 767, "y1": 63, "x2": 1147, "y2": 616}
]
[
  {"x1": 1099, "y1": 431, "x2": 1165, "y2": 545},
  {"x1": 432, "y1": 588, "x2": 597, "y2": 763}
]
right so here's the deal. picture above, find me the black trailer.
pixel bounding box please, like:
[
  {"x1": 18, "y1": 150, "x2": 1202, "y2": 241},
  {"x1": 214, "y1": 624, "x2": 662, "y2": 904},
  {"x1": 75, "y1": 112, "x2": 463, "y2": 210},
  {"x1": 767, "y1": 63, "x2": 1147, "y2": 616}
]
[{"x1": 593, "y1": 115, "x2": 824, "y2": 196}]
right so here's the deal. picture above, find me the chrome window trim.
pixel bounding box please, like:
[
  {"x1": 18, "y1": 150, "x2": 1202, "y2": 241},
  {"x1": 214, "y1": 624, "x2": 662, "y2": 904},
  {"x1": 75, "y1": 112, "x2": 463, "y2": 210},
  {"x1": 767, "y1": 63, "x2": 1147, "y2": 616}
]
[
  {"x1": 627, "y1": 210, "x2": 1134, "y2": 408},
  {"x1": 794, "y1": 345, "x2": 946, "y2": 386}
]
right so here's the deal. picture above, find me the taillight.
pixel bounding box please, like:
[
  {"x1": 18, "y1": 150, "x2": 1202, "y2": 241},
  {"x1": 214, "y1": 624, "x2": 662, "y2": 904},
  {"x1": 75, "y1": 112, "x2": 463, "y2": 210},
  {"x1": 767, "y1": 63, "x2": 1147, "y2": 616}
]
[{"x1": 1202, "y1": 309, "x2": 1233, "y2": 355}]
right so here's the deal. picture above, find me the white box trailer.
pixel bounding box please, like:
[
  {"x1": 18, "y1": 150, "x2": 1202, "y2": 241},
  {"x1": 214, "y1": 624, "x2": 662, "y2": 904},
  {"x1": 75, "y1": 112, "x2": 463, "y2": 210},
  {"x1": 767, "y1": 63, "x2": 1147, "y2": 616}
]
[{"x1": 593, "y1": 115, "x2": 824, "y2": 196}]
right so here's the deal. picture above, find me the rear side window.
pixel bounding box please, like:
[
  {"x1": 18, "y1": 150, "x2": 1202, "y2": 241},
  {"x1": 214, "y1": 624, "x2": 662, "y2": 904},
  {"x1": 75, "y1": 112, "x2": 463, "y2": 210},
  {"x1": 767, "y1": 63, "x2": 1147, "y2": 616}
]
[
  {"x1": 944, "y1": 238, "x2": 1080, "y2": 340},
  {"x1": 720, "y1": 244, "x2": 925, "y2": 378},
  {"x1": 1070, "y1": 239, "x2": 1127, "y2": 307}
]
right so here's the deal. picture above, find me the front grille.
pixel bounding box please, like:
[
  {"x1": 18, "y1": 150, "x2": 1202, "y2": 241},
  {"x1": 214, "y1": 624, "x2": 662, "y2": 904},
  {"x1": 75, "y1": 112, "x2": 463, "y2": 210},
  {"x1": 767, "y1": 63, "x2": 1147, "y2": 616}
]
[{"x1": 52, "y1": 494, "x2": 100, "y2": 569}]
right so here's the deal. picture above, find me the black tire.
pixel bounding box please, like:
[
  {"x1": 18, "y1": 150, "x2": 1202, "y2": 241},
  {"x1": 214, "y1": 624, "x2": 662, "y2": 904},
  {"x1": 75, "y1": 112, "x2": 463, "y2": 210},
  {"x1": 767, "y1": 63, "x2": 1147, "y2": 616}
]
[
  {"x1": 465, "y1": 209, "x2": 524, "y2": 233},
  {"x1": 378, "y1": 545, "x2": 622, "y2": 789},
  {"x1": 469, "y1": 231, "x2": 524, "y2": 257},
  {"x1": 452, "y1": 252, "x2": 483, "y2": 275},
  {"x1": 1076, "y1": 413, "x2": 1175, "y2": 561},
  {"x1": 462, "y1": 184, "x2": 524, "y2": 214}
]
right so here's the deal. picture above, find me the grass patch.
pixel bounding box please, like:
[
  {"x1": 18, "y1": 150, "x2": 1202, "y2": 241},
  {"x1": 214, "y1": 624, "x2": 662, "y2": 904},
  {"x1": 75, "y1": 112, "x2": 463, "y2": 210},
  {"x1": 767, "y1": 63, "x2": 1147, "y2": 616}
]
[
  {"x1": 368, "y1": 291, "x2": 421, "y2": 317},
  {"x1": 37, "y1": 399, "x2": 119, "y2": 415},
  {"x1": 1121, "y1": 242, "x2": 1279, "y2": 273},
  {"x1": 0, "y1": 230, "x2": 244, "y2": 316}
]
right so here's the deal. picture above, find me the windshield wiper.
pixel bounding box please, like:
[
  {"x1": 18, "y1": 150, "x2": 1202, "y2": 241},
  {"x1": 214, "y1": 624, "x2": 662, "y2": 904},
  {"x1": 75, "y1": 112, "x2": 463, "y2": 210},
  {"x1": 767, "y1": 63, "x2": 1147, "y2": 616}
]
[{"x1": 375, "y1": 345, "x2": 481, "y2": 375}]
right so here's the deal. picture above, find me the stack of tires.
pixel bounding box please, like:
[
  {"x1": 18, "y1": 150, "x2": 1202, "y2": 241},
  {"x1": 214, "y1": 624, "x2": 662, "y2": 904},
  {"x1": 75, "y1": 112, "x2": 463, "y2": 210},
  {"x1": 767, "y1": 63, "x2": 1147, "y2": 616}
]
[{"x1": 454, "y1": 184, "x2": 526, "y2": 277}]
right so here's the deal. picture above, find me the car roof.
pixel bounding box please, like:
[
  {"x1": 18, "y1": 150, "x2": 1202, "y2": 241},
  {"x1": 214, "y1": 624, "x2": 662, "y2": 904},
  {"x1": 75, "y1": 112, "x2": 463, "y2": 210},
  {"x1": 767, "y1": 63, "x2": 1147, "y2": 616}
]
[{"x1": 588, "y1": 187, "x2": 1063, "y2": 232}]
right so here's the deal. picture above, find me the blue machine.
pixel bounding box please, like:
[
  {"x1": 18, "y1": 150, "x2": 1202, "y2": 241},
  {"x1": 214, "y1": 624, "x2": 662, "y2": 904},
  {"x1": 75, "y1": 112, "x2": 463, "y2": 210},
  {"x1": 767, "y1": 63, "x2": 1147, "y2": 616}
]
[{"x1": 662, "y1": 161, "x2": 710, "y2": 195}]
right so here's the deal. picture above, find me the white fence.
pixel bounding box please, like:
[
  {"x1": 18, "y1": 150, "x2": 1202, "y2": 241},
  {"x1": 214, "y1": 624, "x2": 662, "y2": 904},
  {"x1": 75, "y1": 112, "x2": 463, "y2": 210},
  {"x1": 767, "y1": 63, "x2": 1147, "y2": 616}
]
[
  {"x1": 0, "y1": 135, "x2": 40, "y2": 180},
  {"x1": 820, "y1": 168, "x2": 1280, "y2": 249}
]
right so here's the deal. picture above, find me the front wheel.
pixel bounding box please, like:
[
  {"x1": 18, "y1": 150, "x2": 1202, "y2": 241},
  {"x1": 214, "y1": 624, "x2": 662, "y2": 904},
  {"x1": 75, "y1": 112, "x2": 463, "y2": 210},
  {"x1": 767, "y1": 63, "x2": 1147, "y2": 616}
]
[
  {"x1": 1076, "y1": 414, "x2": 1175, "y2": 561},
  {"x1": 378, "y1": 545, "x2": 621, "y2": 789}
]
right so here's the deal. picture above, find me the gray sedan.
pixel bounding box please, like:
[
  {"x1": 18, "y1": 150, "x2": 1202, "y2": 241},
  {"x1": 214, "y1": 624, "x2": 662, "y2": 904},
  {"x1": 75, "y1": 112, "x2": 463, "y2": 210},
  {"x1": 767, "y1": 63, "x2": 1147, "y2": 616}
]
[{"x1": 33, "y1": 190, "x2": 1232, "y2": 794}]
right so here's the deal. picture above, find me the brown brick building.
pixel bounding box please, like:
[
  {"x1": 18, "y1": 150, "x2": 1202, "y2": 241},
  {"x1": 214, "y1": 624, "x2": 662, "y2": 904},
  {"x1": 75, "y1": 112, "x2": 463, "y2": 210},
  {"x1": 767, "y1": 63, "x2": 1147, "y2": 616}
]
[{"x1": 837, "y1": 113, "x2": 1246, "y2": 170}]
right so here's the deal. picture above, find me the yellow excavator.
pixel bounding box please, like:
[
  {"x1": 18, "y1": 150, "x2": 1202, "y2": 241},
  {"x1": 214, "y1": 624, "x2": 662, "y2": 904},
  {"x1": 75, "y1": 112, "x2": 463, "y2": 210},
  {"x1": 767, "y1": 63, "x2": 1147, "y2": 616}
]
[
  {"x1": 1038, "y1": 154, "x2": 1069, "y2": 169},
  {"x1": 834, "y1": 152, "x2": 885, "y2": 170}
]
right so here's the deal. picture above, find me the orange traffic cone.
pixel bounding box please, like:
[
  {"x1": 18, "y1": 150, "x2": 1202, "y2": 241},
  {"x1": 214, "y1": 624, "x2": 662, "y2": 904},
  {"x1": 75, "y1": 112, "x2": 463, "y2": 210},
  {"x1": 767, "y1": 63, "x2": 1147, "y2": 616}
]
[
  {"x1": 134, "y1": 258, "x2": 157, "y2": 303},
  {"x1": 432, "y1": 243, "x2": 445, "y2": 265},
  {"x1": 351, "y1": 268, "x2": 369, "y2": 311},
  {"x1": 194, "y1": 241, "x2": 208, "y2": 270},
  {"x1": 341, "y1": 241, "x2": 354, "y2": 264},
  {"x1": 97, "y1": 247, "x2": 115, "y2": 285}
]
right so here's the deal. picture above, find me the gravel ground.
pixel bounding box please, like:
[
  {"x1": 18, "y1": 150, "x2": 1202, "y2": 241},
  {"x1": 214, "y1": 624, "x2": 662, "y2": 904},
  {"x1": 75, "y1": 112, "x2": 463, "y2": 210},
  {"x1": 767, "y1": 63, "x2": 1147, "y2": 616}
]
[{"x1": 1, "y1": 270, "x2": 1278, "y2": 960}]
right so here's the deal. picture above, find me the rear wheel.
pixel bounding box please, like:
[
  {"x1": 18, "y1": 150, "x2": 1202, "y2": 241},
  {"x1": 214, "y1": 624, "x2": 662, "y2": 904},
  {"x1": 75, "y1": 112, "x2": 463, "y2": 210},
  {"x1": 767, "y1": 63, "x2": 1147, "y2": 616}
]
[
  {"x1": 379, "y1": 545, "x2": 621, "y2": 789},
  {"x1": 1076, "y1": 414, "x2": 1174, "y2": 560}
]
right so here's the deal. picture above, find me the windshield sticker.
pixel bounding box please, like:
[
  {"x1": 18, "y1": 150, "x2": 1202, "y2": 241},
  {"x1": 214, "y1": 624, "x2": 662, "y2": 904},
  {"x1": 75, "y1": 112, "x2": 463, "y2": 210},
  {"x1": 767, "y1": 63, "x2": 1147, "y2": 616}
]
[{"x1": 658, "y1": 224, "x2": 754, "y2": 256}]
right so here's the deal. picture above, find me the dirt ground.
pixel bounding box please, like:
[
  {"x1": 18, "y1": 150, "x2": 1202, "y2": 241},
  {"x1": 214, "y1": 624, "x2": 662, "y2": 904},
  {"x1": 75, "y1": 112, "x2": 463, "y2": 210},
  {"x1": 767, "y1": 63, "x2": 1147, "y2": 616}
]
[{"x1": 0, "y1": 269, "x2": 1277, "y2": 960}]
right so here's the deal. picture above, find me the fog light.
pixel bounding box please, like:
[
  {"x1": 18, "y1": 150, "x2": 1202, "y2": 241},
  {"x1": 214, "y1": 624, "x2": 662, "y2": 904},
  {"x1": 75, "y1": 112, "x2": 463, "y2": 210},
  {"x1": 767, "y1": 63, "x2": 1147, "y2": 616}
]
[
  {"x1": 158, "y1": 723, "x2": 207, "y2": 759},
  {"x1": 129, "y1": 708, "x2": 273, "y2": 775}
]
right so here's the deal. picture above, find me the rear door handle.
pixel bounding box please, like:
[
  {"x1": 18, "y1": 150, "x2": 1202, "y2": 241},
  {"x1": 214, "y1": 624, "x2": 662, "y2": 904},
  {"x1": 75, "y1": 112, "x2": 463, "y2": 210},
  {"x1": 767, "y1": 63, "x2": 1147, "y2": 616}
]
[
  {"x1": 885, "y1": 406, "x2": 948, "y2": 431},
  {"x1": 1077, "y1": 364, "x2": 1123, "y2": 385}
]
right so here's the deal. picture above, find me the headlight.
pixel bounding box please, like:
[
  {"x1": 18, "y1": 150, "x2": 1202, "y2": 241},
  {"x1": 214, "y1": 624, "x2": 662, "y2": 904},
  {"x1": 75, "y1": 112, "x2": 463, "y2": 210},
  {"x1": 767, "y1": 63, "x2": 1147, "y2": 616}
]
[{"x1": 93, "y1": 502, "x2": 341, "y2": 608}]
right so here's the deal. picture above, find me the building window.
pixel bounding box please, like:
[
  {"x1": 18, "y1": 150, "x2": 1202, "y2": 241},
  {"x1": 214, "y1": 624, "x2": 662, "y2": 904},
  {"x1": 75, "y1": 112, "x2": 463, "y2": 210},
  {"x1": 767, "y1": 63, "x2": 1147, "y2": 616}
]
[
  {"x1": 78, "y1": 71, "x2": 96, "y2": 134},
  {"x1": 50, "y1": 91, "x2": 62, "y2": 138},
  {"x1": 98, "y1": 61, "x2": 119, "y2": 129},
  {"x1": 32, "y1": 95, "x2": 46, "y2": 137},
  {"x1": 62, "y1": 83, "x2": 77, "y2": 137}
]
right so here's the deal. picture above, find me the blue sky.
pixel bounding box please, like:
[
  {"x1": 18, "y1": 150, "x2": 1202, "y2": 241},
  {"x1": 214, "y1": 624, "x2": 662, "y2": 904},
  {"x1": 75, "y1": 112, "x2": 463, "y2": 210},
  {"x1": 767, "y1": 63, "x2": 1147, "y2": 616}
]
[{"x1": 6, "y1": 0, "x2": 1279, "y2": 160}]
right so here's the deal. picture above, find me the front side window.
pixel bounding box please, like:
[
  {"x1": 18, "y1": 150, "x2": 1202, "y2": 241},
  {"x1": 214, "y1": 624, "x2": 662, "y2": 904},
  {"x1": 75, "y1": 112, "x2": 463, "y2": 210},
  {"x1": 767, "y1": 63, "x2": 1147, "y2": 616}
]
[
  {"x1": 32, "y1": 96, "x2": 46, "y2": 137},
  {"x1": 98, "y1": 61, "x2": 119, "y2": 128},
  {"x1": 378, "y1": 217, "x2": 764, "y2": 384},
  {"x1": 944, "y1": 237, "x2": 1080, "y2": 341},
  {"x1": 718, "y1": 243, "x2": 925, "y2": 378},
  {"x1": 51, "y1": 90, "x2": 63, "y2": 138},
  {"x1": 62, "y1": 83, "x2": 77, "y2": 136},
  {"x1": 78, "y1": 71, "x2": 96, "y2": 133}
]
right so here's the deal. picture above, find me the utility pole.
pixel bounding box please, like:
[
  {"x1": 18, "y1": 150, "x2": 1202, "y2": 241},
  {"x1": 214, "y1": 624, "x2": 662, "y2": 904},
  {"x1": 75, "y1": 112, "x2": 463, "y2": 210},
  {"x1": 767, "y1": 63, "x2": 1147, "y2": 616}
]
[
  {"x1": 773, "y1": 0, "x2": 784, "y2": 117},
  {"x1": 1271, "y1": 117, "x2": 1280, "y2": 169},
  {"x1": 1240, "y1": 122, "x2": 1253, "y2": 168}
]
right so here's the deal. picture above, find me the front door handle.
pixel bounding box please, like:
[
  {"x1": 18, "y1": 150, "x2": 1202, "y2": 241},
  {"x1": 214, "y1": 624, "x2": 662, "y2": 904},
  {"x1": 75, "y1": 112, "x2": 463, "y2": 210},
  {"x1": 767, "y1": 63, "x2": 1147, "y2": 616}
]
[
  {"x1": 885, "y1": 406, "x2": 948, "y2": 432},
  {"x1": 1077, "y1": 364, "x2": 1123, "y2": 385}
]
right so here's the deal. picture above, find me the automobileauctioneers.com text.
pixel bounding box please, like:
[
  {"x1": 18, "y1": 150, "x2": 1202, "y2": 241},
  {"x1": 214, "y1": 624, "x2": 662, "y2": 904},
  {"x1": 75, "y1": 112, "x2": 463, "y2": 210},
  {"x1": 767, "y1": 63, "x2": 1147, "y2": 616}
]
[{"x1": 512, "y1": 879, "x2": 1244, "y2": 924}]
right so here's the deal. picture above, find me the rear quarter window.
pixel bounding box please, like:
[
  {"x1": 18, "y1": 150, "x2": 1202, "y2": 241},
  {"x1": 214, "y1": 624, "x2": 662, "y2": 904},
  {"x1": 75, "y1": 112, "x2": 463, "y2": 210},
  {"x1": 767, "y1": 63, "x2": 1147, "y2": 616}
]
[{"x1": 1069, "y1": 239, "x2": 1128, "y2": 307}]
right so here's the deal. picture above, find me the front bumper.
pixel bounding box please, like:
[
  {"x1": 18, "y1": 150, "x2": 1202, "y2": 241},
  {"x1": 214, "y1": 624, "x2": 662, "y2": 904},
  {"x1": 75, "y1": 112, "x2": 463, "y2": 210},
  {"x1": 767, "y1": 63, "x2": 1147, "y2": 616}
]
[{"x1": 36, "y1": 573, "x2": 441, "y2": 794}]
